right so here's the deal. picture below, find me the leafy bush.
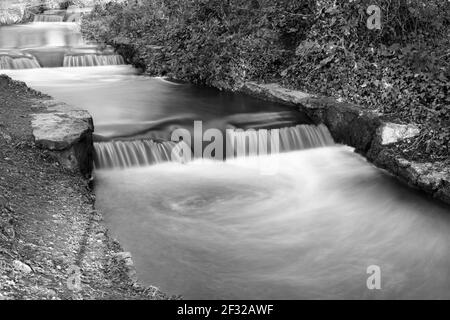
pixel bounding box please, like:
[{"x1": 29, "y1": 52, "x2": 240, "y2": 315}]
[
  {"x1": 81, "y1": 0, "x2": 315, "y2": 89},
  {"x1": 283, "y1": 0, "x2": 449, "y2": 160}
]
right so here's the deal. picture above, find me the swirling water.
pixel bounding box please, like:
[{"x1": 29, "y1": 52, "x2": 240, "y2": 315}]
[
  {"x1": 95, "y1": 147, "x2": 450, "y2": 299},
  {"x1": 2, "y1": 26, "x2": 449, "y2": 298}
]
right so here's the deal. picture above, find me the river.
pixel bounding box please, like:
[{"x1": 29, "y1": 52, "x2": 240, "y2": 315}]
[{"x1": 1, "y1": 20, "x2": 449, "y2": 299}]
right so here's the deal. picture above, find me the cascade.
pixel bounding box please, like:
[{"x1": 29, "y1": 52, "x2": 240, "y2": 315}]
[
  {"x1": 94, "y1": 124, "x2": 335, "y2": 169},
  {"x1": 0, "y1": 55, "x2": 40, "y2": 69},
  {"x1": 63, "y1": 54, "x2": 125, "y2": 67},
  {"x1": 33, "y1": 14, "x2": 64, "y2": 23}
]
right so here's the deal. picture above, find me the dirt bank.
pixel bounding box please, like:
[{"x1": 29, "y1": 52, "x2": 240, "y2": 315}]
[{"x1": 0, "y1": 75, "x2": 173, "y2": 300}]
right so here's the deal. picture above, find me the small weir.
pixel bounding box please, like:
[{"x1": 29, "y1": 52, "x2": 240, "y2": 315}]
[
  {"x1": 34, "y1": 14, "x2": 64, "y2": 23},
  {"x1": 0, "y1": 12, "x2": 123, "y2": 70},
  {"x1": 2, "y1": 14, "x2": 450, "y2": 300},
  {"x1": 63, "y1": 54, "x2": 125, "y2": 67},
  {"x1": 94, "y1": 124, "x2": 335, "y2": 169},
  {"x1": 0, "y1": 54, "x2": 41, "y2": 69},
  {"x1": 95, "y1": 140, "x2": 177, "y2": 169}
]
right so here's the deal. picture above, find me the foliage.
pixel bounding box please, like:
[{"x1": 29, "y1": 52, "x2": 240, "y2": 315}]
[
  {"x1": 82, "y1": 0, "x2": 449, "y2": 160},
  {"x1": 283, "y1": 0, "x2": 449, "y2": 160},
  {"x1": 81, "y1": 0, "x2": 315, "y2": 89}
]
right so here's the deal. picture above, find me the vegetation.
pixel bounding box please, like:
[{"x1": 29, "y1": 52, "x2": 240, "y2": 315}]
[
  {"x1": 81, "y1": 0, "x2": 449, "y2": 160},
  {"x1": 0, "y1": 1, "x2": 107, "y2": 24}
]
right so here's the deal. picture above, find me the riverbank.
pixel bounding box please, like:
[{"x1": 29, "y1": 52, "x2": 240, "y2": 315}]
[
  {"x1": 0, "y1": 74, "x2": 172, "y2": 300},
  {"x1": 80, "y1": 1, "x2": 449, "y2": 193},
  {"x1": 240, "y1": 82, "x2": 450, "y2": 206}
]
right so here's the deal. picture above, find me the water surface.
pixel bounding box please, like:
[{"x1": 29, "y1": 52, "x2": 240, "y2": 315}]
[
  {"x1": 4, "y1": 66, "x2": 311, "y2": 140},
  {"x1": 2, "y1": 21, "x2": 450, "y2": 301},
  {"x1": 96, "y1": 147, "x2": 450, "y2": 299}
]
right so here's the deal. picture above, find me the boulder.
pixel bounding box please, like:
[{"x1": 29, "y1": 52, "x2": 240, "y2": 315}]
[
  {"x1": 31, "y1": 111, "x2": 92, "y2": 151},
  {"x1": 31, "y1": 99, "x2": 94, "y2": 176},
  {"x1": 371, "y1": 149, "x2": 450, "y2": 204},
  {"x1": 13, "y1": 260, "x2": 32, "y2": 274},
  {"x1": 240, "y1": 82, "x2": 313, "y2": 106},
  {"x1": 378, "y1": 123, "x2": 420, "y2": 145},
  {"x1": 112, "y1": 252, "x2": 138, "y2": 283}
]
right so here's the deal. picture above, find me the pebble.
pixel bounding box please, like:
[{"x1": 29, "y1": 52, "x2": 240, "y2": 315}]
[{"x1": 13, "y1": 260, "x2": 32, "y2": 274}]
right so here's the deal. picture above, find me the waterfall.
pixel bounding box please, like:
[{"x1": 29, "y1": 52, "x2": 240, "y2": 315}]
[
  {"x1": 94, "y1": 140, "x2": 177, "y2": 169},
  {"x1": 279, "y1": 124, "x2": 334, "y2": 151},
  {"x1": 33, "y1": 14, "x2": 64, "y2": 23},
  {"x1": 94, "y1": 124, "x2": 335, "y2": 169},
  {"x1": 226, "y1": 124, "x2": 334, "y2": 156},
  {"x1": 0, "y1": 55, "x2": 40, "y2": 69},
  {"x1": 63, "y1": 54, "x2": 125, "y2": 67}
]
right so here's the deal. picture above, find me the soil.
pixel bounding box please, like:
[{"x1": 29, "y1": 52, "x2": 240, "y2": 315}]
[{"x1": 0, "y1": 75, "x2": 174, "y2": 300}]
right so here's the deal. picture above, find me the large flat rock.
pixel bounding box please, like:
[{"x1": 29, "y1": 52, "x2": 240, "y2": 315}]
[
  {"x1": 378, "y1": 123, "x2": 420, "y2": 145},
  {"x1": 31, "y1": 110, "x2": 93, "y2": 151},
  {"x1": 29, "y1": 98, "x2": 94, "y2": 175}
]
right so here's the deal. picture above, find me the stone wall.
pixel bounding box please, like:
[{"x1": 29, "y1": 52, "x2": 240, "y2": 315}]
[{"x1": 240, "y1": 82, "x2": 450, "y2": 206}]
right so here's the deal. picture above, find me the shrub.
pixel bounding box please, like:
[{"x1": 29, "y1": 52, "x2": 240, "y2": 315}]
[{"x1": 81, "y1": 0, "x2": 315, "y2": 89}]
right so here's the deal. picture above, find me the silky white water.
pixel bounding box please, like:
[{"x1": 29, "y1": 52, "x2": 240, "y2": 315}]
[
  {"x1": 93, "y1": 124, "x2": 335, "y2": 169},
  {"x1": 3, "y1": 66, "x2": 311, "y2": 140},
  {"x1": 0, "y1": 22, "x2": 124, "y2": 69},
  {"x1": 2, "y1": 21, "x2": 449, "y2": 299},
  {"x1": 95, "y1": 147, "x2": 450, "y2": 299}
]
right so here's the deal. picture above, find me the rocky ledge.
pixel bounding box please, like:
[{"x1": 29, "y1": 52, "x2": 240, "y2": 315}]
[
  {"x1": 240, "y1": 82, "x2": 450, "y2": 206},
  {"x1": 30, "y1": 99, "x2": 94, "y2": 176}
]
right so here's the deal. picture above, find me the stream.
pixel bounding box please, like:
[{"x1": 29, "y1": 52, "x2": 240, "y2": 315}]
[{"x1": 1, "y1": 20, "x2": 449, "y2": 300}]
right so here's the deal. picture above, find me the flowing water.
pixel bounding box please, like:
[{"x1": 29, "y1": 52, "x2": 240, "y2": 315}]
[
  {"x1": 0, "y1": 54, "x2": 40, "y2": 69},
  {"x1": 93, "y1": 124, "x2": 334, "y2": 169},
  {"x1": 0, "y1": 22, "x2": 123, "y2": 69},
  {"x1": 95, "y1": 148, "x2": 450, "y2": 299},
  {"x1": 63, "y1": 54, "x2": 124, "y2": 67},
  {"x1": 34, "y1": 14, "x2": 64, "y2": 23},
  {"x1": 1, "y1": 17, "x2": 450, "y2": 300}
]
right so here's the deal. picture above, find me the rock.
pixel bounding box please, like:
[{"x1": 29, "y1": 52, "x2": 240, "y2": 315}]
[
  {"x1": 13, "y1": 260, "x2": 32, "y2": 274},
  {"x1": 31, "y1": 111, "x2": 92, "y2": 151},
  {"x1": 0, "y1": 196, "x2": 7, "y2": 208},
  {"x1": 30, "y1": 101, "x2": 94, "y2": 175},
  {"x1": 372, "y1": 150, "x2": 450, "y2": 204},
  {"x1": 378, "y1": 123, "x2": 420, "y2": 145},
  {"x1": 30, "y1": 286, "x2": 57, "y2": 297},
  {"x1": 435, "y1": 184, "x2": 450, "y2": 204},
  {"x1": 0, "y1": 129, "x2": 12, "y2": 144},
  {"x1": 112, "y1": 252, "x2": 138, "y2": 283},
  {"x1": 240, "y1": 82, "x2": 313, "y2": 106},
  {"x1": 0, "y1": 223, "x2": 15, "y2": 240}
]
